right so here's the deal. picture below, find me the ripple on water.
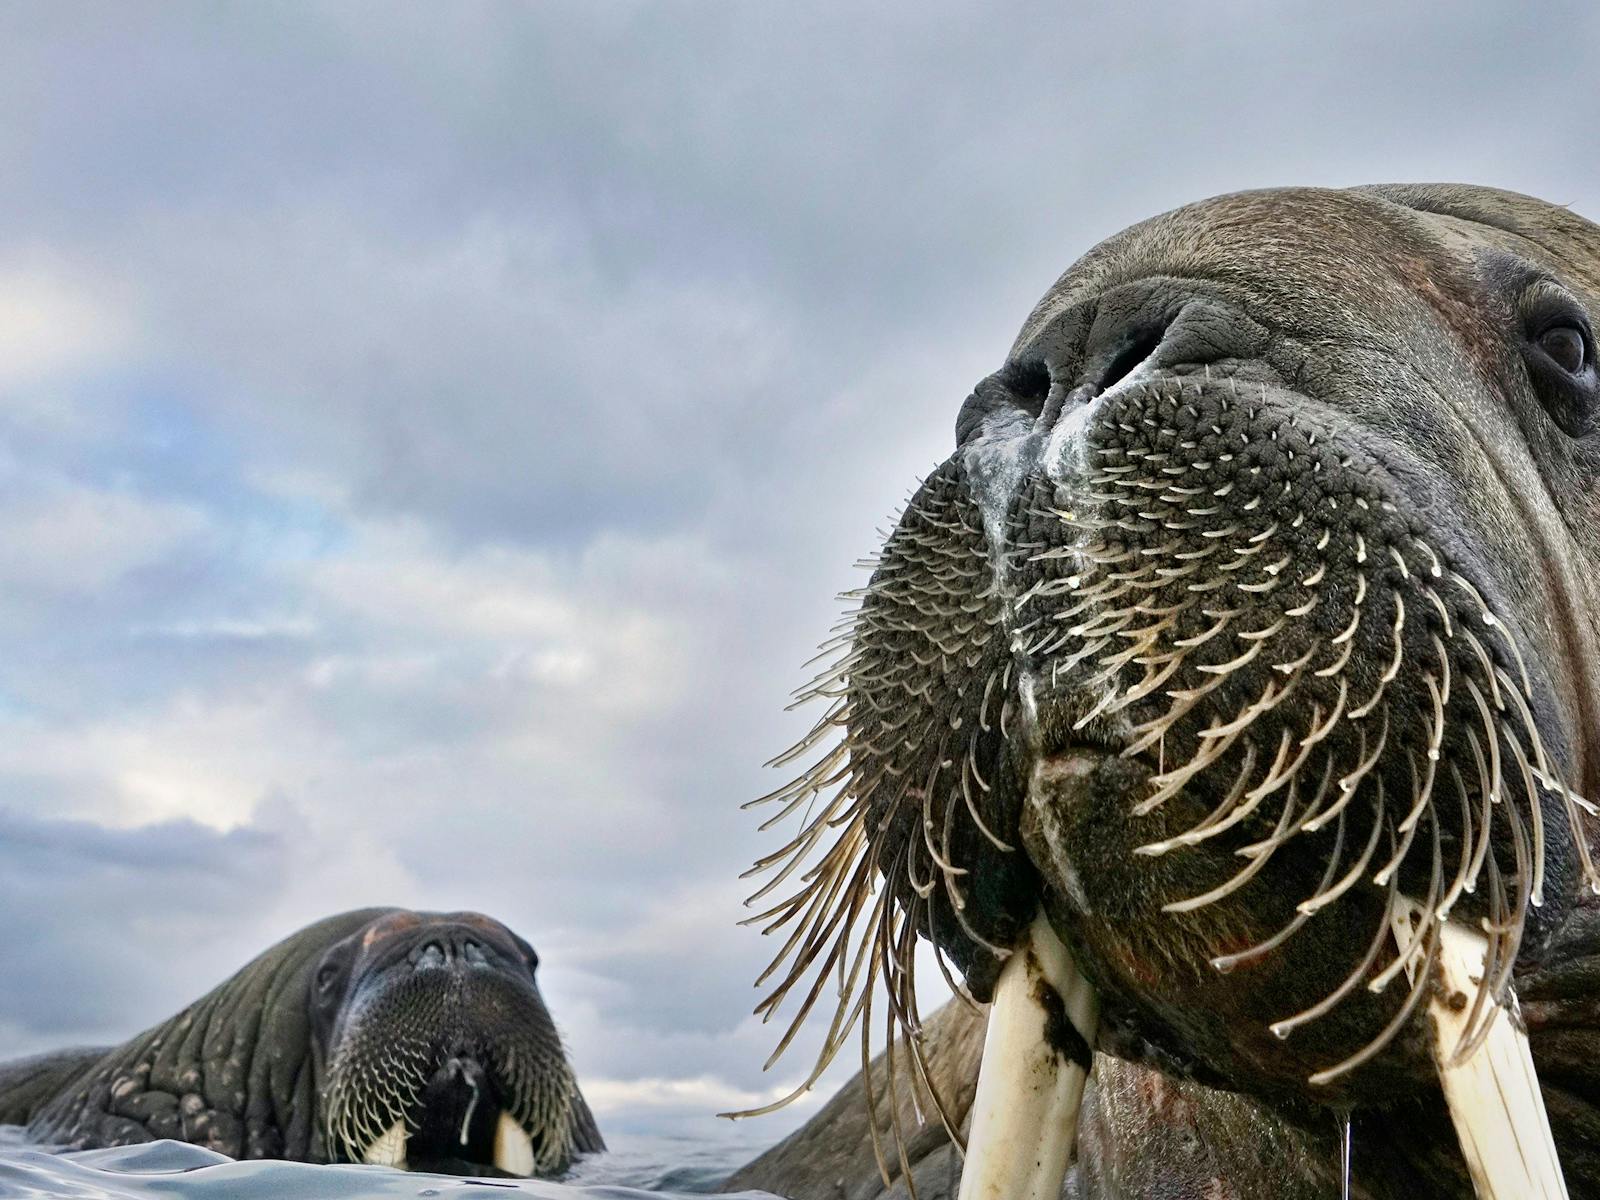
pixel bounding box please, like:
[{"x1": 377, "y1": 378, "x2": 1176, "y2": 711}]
[{"x1": 0, "y1": 1128, "x2": 780, "y2": 1200}]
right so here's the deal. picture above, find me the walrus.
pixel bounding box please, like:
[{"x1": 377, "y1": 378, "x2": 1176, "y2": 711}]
[
  {"x1": 0, "y1": 908, "x2": 603, "y2": 1177},
  {"x1": 737, "y1": 185, "x2": 1600, "y2": 1198}
]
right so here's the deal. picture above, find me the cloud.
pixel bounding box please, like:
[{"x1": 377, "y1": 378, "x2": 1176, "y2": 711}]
[
  {"x1": 0, "y1": 267, "x2": 132, "y2": 388},
  {"x1": 0, "y1": 472, "x2": 210, "y2": 603},
  {"x1": 0, "y1": 808, "x2": 289, "y2": 1049}
]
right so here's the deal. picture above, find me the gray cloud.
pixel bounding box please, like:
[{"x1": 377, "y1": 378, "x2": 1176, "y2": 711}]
[{"x1": 0, "y1": 808, "x2": 288, "y2": 1048}]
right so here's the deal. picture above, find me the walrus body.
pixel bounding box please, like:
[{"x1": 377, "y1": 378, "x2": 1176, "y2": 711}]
[
  {"x1": 742, "y1": 185, "x2": 1600, "y2": 1196},
  {"x1": 0, "y1": 908, "x2": 602, "y2": 1177}
]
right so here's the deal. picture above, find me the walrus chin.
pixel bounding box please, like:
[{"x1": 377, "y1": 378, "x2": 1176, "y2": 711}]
[{"x1": 736, "y1": 185, "x2": 1600, "y2": 1198}]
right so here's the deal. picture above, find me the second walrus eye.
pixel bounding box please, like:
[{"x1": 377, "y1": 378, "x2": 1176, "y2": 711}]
[
  {"x1": 1520, "y1": 290, "x2": 1597, "y2": 436},
  {"x1": 1538, "y1": 323, "x2": 1589, "y2": 376}
]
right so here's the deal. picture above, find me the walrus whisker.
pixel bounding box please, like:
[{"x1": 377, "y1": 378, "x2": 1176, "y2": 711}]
[
  {"x1": 1136, "y1": 721, "x2": 1248, "y2": 814},
  {"x1": 896, "y1": 913, "x2": 959, "y2": 1149},
  {"x1": 745, "y1": 883, "x2": 883, "y2": 1081},
  {"x1": 1136, "y1": 741, "x2": 1260, "y2": 857},
  {"x1": 1493, "y1": 787, "x2": 1533, "y2": 982},
  {"x1": 1121, "y1": 671, "x2": 1229, "y2": 757},
  {"x1": 879, "y1": 912, "x2": 922, "y2": 1198},
  {"x1": 1310, "y1": 707, "x2": 1391, "y2": 834},
  {"x1": 1212, "y1": 780, "x2": 1338, "y2": 972},
  {"x1": 854, "y1": 951, "x2": 899, "y2": 1199},
  {"x1": 1372, "y1": 757, "x2": 1430, "y2": 887},
  {"x1": 752, "y1": 870, "x2": 863, "y2": 1004},
  {"x1": 1507, "y1": 736, "x2": 1548, "y2": 907},
  {"x1": 1313, "y1": 934, "x2": 1437, "y2": 1085},
  {"x1": 752, "y1": 760, "x2": 848, "y2": 832},
  {"x1": 1172, "y1": 730, "x2": 1295, "y2": 851},
  {"x1": 1464, "y1": 679, "x2": 1506, "y2": 810},
  {"x1": 753, "y1": 852, "x2": 874, "y2": 1026},
  {"x1": 1369, "y1": 803, "x2": 1446, "y2": 997},
  {"x1": 960, "y1": 741, "x2": 1012, "y2": 852},
  {"x1": 743, "y1": 813, "x2": 845, "y2": 904},
  {"x1": 1310, "y1": 820, "x2": 1441, "y2": 1085},
  {"x1": 1347, "y1": 594, "x2": 1405, "y2": 719},
  {"x1": 1270, "y1": 832, "x2": 1402, "y2": 1039},
  {"x1": 881, "y1": 1017, "x2": 918, "y2": 1200},
  {"x1": 1162, "y1": 784, "x2": 1299, "y2": 914},
  {"x1": 751, "y1": 843, "x2": 860, "y2": 963},
  {"x1": 1460, "y1": 728, "x2": 1496, "y2": 898},
  {"x1": 1450, "y1": 854, "x2": 1512, "y2": 1066},
  {"x1": 1299, "y1": 791, "x2": 1385, "y2": 916}
]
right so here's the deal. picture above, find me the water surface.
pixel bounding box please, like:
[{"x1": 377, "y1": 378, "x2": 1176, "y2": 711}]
[{"x1": 0, "y1": 1127, "x2": 779, "y2": 1200}]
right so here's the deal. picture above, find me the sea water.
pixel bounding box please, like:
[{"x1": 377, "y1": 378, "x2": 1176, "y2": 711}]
[{"x1": 0, "y1": 1127, "x2": 780, "y2": 1199}]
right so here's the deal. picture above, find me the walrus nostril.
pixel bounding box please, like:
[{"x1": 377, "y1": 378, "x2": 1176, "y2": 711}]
[
  {"x1": 956, "y1": 360, "x2": 1052, "y2": 445},
  {"x1": 415, "y1": 942, "x2": 446, "y2": 969},
  {"x1": 1094, "y1": 323, "x2": 1166, "y2": 392}
]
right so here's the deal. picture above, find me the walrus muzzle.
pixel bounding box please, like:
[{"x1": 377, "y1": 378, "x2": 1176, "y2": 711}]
[
  {"x1": 313, "y1": 911, "x2": 584, "y2": 1177},
  {"x1": 740, "y1": 185, "x2": 1600, "y2": 1198}
]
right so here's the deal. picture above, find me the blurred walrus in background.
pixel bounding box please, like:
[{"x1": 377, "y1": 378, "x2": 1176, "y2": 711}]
[
  {"x1": 733, "y1": 185, "x2": 1600, "y2": 1198},
  {"x1": 0, "y1": 908, "x2": 602, "y2": 1178}
]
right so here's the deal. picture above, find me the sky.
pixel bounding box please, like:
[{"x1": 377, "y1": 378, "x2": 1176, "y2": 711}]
[{"x1": 1, "y1": 0, "x2": 1598, "y2": 1149}]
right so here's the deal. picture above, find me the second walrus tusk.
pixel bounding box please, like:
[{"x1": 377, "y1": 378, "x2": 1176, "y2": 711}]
[
  {"x1": 957, "y1": 913, "x2": 1099, "y2": 1200},
  {"x1": 1391, "y1": 897, "x2": 1568, "y2": 1199}
]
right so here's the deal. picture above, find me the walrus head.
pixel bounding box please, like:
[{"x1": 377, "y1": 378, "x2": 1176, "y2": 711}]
[
  {"x1": 743, "y1": 185, "x2": 1600, "y2": 1185},
  {"x1": 311, "y1": 910, "x2": 592, "y2": 1176},
  {"x1": 19, "y1": 907, "x2": 601, "y2": 1177}
]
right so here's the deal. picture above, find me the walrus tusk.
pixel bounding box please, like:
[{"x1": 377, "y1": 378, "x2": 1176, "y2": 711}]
[
  {"x1": 493, "y1": 1111, "x2": 536, "y2": 1176},
  {"x1": 362, "y1": 1119, "x2": 408, "y2": 1168},
  {"x1": 958, "y1": 913, "x2": 1098, "y2": 1200},
  {"x1": 1390, "y1": 897, "x2": 1568, "y2": 1199}
]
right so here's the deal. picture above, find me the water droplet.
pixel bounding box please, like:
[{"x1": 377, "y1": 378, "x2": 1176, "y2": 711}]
[{"x1": 1337, "y1": 1109, "x2": 1353, "y2": 1200}]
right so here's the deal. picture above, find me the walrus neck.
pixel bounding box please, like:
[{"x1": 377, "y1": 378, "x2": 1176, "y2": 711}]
[{"x1": 25, "y1": 910, "x2": 384, "y2": 1159}]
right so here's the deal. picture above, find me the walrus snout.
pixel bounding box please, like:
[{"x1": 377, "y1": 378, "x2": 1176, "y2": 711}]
[
  {"x1": 929, "y1": 342, "x2": 1586, "y2": 1103},
  {"x1": 313, "y1": 911, "x2": 586, "y2": 1177}
]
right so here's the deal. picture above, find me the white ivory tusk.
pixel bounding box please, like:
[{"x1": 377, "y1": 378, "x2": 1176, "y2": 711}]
[
  {"x1": 1390, "y1": 897, "x2": 1567, "y2": 1199},
  {"x1": 493, "y1": 1111, "x2": 537, "y2": 1177},
  {"x1": 958, "y1": 913, "x2": 1099, "y2": 1200},
  {"x1": 361, "y1": 1118, "x2": 408, "y2": 1168}
]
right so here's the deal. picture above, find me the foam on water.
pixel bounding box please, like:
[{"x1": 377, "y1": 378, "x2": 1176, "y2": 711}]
[{"x1": 0, "y1": 1127, "x2": 779, "y2": 1200}]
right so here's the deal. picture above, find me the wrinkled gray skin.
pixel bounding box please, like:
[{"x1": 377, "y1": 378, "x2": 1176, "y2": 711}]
[
  {"x1": 744, "y1": 186, "x2": 1600, "y2": 1198},
  {"x1": 0, "y1": 908, "x2": 602, "y2": 1177},
  {"x1": 728, "y1": 999, "x2": 1339, "y2": 1200}
]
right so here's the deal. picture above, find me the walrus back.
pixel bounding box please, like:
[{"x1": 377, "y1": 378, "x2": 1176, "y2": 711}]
[{"x1": 0, "y1": 1047, "x2": 107, "y2": 1127}]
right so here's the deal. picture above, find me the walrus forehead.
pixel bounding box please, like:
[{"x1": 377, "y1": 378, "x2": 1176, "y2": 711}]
[
  {"x1": 1015, "y1": 189, "x2": 1475, "y2": 347},
  {"x1": 1010, "y1": 184, "x2": 1600, "y2": 438}
]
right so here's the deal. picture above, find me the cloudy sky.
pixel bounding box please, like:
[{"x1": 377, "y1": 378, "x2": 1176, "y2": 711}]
[{"x1": 1, "y1": 0, "x2": 1597, "y2": 1150}]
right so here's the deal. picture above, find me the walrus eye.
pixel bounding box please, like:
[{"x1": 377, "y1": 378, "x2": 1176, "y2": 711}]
[
  {"x1": 1538, "y1": 324, "x2": 1589, "y2": 375},
  {"x1": 316, "y1": 963, "x2": 341, "y2": 992},
  {"x1": 1520, "y1": 291, "x2": 1597, "y2": 436}
]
